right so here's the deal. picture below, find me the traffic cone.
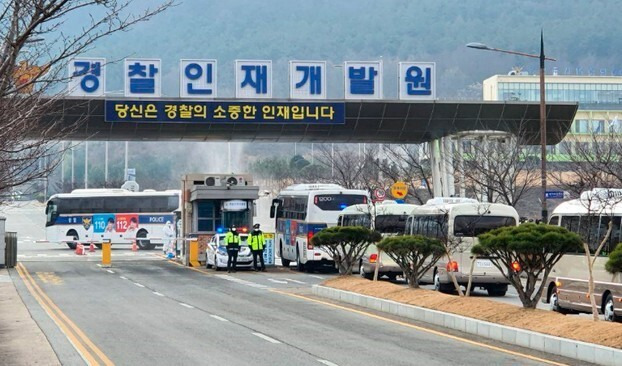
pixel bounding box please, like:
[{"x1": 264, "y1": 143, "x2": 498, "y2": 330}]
[
  {"x1": 74, "y1": 243, "x2": 79, "y2": 255},
  {"x1": 132, "y1": 240, "x2": 138, "y2": 252},
  {"x1": 89, "y1": 243, "x2": 95, "y2": 252},
  {"x1": 76, "y1": 244, "x2": 84, "y2": 255}
]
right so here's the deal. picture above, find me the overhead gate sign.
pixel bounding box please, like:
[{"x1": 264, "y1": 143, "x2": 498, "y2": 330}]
[{"x1": 104, "y1": 100, "x2": 345, "y2": 124}]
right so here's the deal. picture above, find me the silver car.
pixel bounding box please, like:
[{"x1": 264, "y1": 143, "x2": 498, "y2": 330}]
[{"x1": 206, "y1": 234, "x2": 253, "y2": 271}]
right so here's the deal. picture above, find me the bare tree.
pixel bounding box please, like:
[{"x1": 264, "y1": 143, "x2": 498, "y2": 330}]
[
  {"x1": 456, "y1": 134, "x2": 539, "y2": 207},
  {"x1": 371, "y1": 144, "x2": 433, "y2": 204},
  {"x1": 315, "y1": 144, "x2": 383, "y2": 191},
  {"x1": 0, "y1": 0, "x2": 173, "y2": 204}
]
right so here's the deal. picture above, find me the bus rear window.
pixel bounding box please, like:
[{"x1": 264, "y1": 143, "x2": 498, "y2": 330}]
[
  {"x1": 314, "y1": 195, "x2": 367, "y2": 211},
  {"x1": 453, "y1": 216, "x2": 516, "y2": 237},
  {"x1": 375, "y1": 215, "x2": 408, "y2": 234}
]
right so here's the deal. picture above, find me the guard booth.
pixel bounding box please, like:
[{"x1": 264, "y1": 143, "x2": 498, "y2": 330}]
[{"x1": 181, "y1": 174, "x2": 259, "y2": 265}]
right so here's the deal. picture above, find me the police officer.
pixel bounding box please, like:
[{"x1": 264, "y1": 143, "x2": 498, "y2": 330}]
[
  {"x1": 225, "y1": 226, "x2": 240, "y2": 273},
  {"x1": 249, "y1": 223, "x2": 265, "y2": 272}
]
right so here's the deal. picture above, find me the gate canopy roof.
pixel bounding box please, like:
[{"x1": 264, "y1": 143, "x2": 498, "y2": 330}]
[{"x1": 43, "y1": 98, "x2": 578, "y2": 144}]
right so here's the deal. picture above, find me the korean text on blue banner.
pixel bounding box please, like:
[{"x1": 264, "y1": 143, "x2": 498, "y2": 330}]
[{"x1": 104, "y1": 100, "x2": 345, "y2": 124}]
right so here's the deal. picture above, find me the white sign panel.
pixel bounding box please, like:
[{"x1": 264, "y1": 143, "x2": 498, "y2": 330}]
[
  {"x1": 399, "y1": 62, "x2": 436, "y2": 100},
  {"x1": 289, "y1": 61, "x2": 326, "y2": 99},
  {"x1": 179, "y1": 59, "x2": 217, "y2": 98},
  {"x1": 223, "y1": 200, "x2": 248, "y2": 211},
  {"x1": 235, "y1": 60, "x2": 272, "y2": 98},
  {"x1": 124, "y1": 58, "x2": 161, "y2": 97},
  {"x1": 67, "y1": 58, "x2": 106, "y2": 97},
  {"x1": 344, "y1": 61, "x2": 383, "y2": 100}
]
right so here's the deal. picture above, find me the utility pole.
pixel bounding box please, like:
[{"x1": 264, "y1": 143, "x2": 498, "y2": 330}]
[
  {"x1": 84, "y1": 141, "x2": 88, "y2": 189},
  {"x1": 105, "y1": 141, "x2": 109, "y2": 186},
  {"x1": 124, "y1": 141, "x2": 129, "y2": 180}
]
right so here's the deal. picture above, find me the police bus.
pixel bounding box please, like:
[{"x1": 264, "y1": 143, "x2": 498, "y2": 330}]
[
  {"x1": 270, "y1": 184, "x2": 369, "y2": 271},
  {"x1": 45, "y1": 189, "x2": 180, "y2": 250}
]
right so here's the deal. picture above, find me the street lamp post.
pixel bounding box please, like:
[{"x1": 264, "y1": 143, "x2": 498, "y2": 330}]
[{"x1": 467, "y1": 32, "x2": 556, "y2": 222}]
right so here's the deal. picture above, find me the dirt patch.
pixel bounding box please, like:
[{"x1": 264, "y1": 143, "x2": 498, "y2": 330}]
[{"x1": 324, "y1": 276, "x2": 622, "y2": 349}]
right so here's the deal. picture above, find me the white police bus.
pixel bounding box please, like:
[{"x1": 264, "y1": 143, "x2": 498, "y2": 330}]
[
  {"x1": 270, "y1": 184, "x2": 369, "y2": 271},
  {"x1": 45, "y1": 189, "x2": 180, "y2": 250}
]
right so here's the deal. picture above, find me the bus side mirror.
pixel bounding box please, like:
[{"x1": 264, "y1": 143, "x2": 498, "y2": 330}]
[{"x1": 270, "y1": 199, "x2": 281, "y2": 219}]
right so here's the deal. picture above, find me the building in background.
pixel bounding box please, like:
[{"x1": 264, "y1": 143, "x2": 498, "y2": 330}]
[{"x1": 482, "y1": 74, "x2": 622, "y2": 158}]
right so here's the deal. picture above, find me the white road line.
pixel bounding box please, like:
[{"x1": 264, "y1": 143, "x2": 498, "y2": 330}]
[
  {"x1": 252, "y1": 332, "x2": 281, "y2": 344},
  {"x1": 309, "y1": 275, "x2": 325, "y2": 280},
  {"x1": 284, "y1": 278, "x2": 307, "y2": 284},
  {"x1": 134, "y1": 282, "x2": 145, "y2": 288},
  {"x1": 210, "y1": 315, "x2": 229, "y2": 322},
  {"x1": 36, "y1": 254, "x2": 48, "y2": 257},
  {"x1": 96, "y1": 264, "x2": 102, "y2": 267},
  {"x1": 106, "y1": 270, "x2": 115, "y2": 274},
  {"x1": 153, "y1": 292, "x2": 164, "y2": 296},
  {"x1": 59, "y1": 254, "x2": 71, "y2": 257},
  {"x1": 317, "y1": 360, "x2": 339, "y2": 366},
  {"x1": 268, "y1": 279, "x2": 288, "y2": 284},
  {"x1": 120, "y1": 276, "x2": 128, "y2": 280},
  {"x1": 179, "y1": 303, "x2": 194, "y2": 309}
]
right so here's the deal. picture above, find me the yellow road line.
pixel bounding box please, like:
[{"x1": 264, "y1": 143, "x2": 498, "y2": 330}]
[
  {"x1": 17, "y1": 263, "x2": 115, "y2": 366},
  {"x1": 271, "y1": 290, "x2": 567, "y2": 366},
  {"x1": 16, "y1": 264, "x2": 100, "y2": 366}
]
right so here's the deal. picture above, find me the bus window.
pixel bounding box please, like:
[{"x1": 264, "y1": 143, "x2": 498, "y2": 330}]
[
  {"x1": 549, "y1": 215, "x2": 560, "y2": 226},
  {"x1": 45, "y1": 201, "x2": 58, "y2": 226},
  {"x1": 375, "y1": 215, "x2": 408, "y2": 234},
  {"x1": 561, "y1": 216, "x2": 580, "y2": 232},
  {"x1": 314, "y1": 195, "x2": 367, "y2": 211},
  {"x1": 453, "y1": 216, "x2": 516, "y2": 237}
]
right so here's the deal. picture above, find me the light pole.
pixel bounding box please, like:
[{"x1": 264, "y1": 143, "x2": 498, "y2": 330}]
[{"x1": 467, "y1": 31, "x2": 556, "y2": 222}]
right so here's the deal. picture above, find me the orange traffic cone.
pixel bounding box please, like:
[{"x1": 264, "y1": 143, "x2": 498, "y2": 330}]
[
  {"x1": 74, "y1": 243, "x2": 79, "y2": 254},
  {"x1": 89, "y1": 243, "x2": 95, "y2": 252},
  {"x1": 76, "y1": 244, "x2": 84, "y2": 255},
  {"x1": 132, "y1": 240, "x2": 138, "y2": 252}
]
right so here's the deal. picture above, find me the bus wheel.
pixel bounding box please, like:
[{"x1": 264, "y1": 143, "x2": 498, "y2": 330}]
[
  {"x1": 280, "y1": 242, "x2": 290, "y2": 267},
  {"x1": 136, "y1": 230, "x2": 153, "y2": 250},
  {"x1": 434, "y1": 273, "x2": 453, "y2": 293},
  {"x1": 486, "y1": 284, "x2": 508, "y2": 297},
  {"x1": 359, "y1": 262, "x2": 373, "y2": 280},
  {"x1": 296, "y1": 248, "x2": 305, "y2": 272},
  {"x1": 550, "y1": 286, "x2": 569, "y2": 315},
  {"x1": 604, "y1": 294, "x2": 619, "y2": 322},
  {"x1": 66, "y1": 230, "x2": 78, "y2": 250}
]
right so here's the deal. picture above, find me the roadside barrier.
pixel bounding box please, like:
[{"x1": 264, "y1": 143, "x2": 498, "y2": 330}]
[{"x1": 101, "y1": 239, "x2": 111, "y2": 268}]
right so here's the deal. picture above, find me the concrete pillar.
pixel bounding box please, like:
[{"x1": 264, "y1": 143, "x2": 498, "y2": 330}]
[
  {"x1": 429, "y1": 139, "x2": 442, "y2": 197},
  {"x1": 442, "y1": 137, "x2": 455, "y2": 197}
]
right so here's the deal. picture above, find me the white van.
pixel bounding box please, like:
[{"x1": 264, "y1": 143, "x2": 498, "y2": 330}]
[{"x1": 407, "y1": 198, "x2": 519, "y2": 296}]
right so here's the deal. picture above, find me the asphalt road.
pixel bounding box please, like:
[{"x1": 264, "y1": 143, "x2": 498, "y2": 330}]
[{"x1": 2, "y1": 201, "x2": 592, "y2": 365}]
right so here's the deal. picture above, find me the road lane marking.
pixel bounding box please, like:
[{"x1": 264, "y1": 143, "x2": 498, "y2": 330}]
[
  {"x1": 17, "y1": 263, "x2": 114, "y2": 366},
  {"x1": 271, "y1": 290, "x2": 567, "y2": 366},
  {"x1": 252, "y1": 332, "x2": 281, "y2": 344},
  {"x1": 268, "y1": 278, "x2": 288, "y2": 284},
  {"x1": 284, "y1": 278, "x2": 307, "y2": 284},
  {"x1": 106, "y1": 270, "x2": 115, "y2": 274},
  {"x1": 309, "y1": 275, "x2": 325, "y2": 280},
  {"x1": 179, "y1": 303, "x2": 194, "y2": 309},
  {"x1": 215, "y1": 274, "x2": 270, "y2": 289},
  {"x1": 210, "y1": 315, "x2": 229, "y2": 322},
  {"x1": 16, "y1": 264, "x2": 99, "y2": 365},
  {"x1": 153, "y1": 292, "x2": 164, "y2": 296},
  {"x1": 318, "y1": 360, "x2": 339, "y2": 366},
  {"x1": 133, "y1": 282, "x2": 145, "y2": 288},
  {"x1": 120, "y1": 276, "x2": 128, "y2": 280}
]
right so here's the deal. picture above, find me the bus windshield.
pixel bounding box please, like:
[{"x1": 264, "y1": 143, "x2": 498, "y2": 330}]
[
  {"x1": 314, "y1": 194, "x2": 367, "y2": 211},
  {"x1": 375, "y1": 214, "x2": 408, "y2": 234},
  {"x1": 453, "y1": 215, "x2": 516, "y2": 237}
]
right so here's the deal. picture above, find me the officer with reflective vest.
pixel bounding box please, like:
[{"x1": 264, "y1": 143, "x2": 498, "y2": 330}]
[
  {"x1": 249, "y1": 223, "x2": 266, "y2": 272},
  {"x1": 225, "y1": 226, "x2": 240, "y2": 273}
]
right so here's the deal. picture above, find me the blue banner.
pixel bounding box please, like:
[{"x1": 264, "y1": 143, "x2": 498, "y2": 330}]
[{"x1": 104, "y1": 100, "x2": 345, "y2": 124}]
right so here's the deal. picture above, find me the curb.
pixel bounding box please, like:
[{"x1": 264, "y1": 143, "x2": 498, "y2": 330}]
[{"x1": 312, "y1": 285, "x2": 622, "y2": 366}]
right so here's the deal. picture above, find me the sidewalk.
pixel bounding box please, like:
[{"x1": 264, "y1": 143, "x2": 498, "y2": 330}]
[{"x1": 0, "y1": 267, "x2": 60, "y2": 366}]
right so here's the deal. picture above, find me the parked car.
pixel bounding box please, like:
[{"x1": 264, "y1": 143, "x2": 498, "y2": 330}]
[{"x1": 206, "y1": 234, "x2": 253, "y2": 271}]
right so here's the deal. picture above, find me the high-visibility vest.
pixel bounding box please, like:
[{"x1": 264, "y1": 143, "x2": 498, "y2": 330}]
[
  {"x1": 249, "y1": 230, "x2": 265, "y2": 251},
  {"x1": 225, "y1": 232, "x2": 240, "y2": 247}
]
